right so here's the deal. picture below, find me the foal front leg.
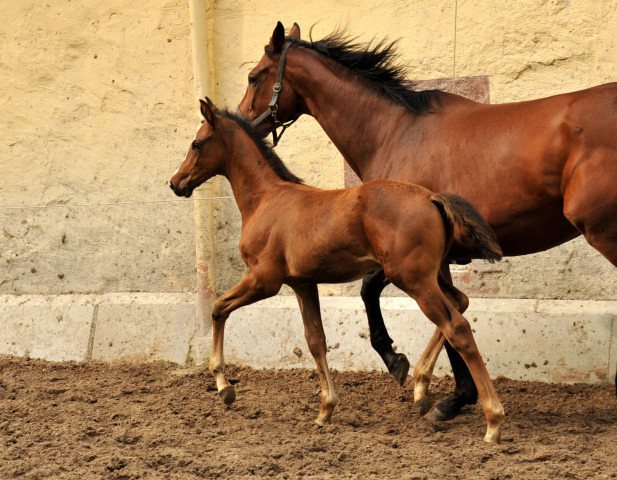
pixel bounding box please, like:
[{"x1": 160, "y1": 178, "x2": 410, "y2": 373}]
[
  {"x1": 210, "y1": 272, "x2": 276, "y2": 405},
  {"x1": 292, "y1": 283, "x2": 339, "y2": 425}
]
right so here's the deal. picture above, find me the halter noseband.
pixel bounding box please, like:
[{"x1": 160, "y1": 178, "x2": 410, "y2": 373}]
[{"x1": 240, "y1": 42, "x2": 297, "y2": 147}]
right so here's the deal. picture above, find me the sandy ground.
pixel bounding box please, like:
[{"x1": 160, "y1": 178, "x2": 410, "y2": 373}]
[{"x1": 1, "y1": 357, "x2": 617, "y2": 479}]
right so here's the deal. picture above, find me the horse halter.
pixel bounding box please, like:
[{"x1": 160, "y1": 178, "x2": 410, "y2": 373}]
[{"x1": 241, "y1": 42, "x2": 297, "y2": 147}]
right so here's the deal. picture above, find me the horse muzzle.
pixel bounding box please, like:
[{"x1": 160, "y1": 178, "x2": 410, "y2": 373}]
[{"x1": 169, "y1": 179, "x2": 193, "y2": 198}]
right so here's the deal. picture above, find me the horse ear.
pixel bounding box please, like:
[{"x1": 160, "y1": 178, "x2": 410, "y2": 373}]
[
  {"x1": 269, "y1": 21, "x2": 285, "y2": 53},
  {"x1": 200, "y1": 98, "x2": 216, "y2": 128},
  {"x1": 289, "y1": 22, "x2": 301, "y2": 39}
]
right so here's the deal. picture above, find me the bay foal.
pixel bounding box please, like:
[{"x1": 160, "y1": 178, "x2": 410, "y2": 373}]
[{"x1": 170, "y1": 98, "x2": 505, "y2": 442}]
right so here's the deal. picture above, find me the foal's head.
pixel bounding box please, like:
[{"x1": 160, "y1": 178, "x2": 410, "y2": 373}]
[{"x1": 170, "y1": 98, "x2": 227, "y2": 198}]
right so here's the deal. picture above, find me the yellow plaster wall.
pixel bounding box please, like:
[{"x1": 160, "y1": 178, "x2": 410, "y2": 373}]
[
  {"x1": 1, "y1": 0, "x2": 197, "y2": 294},
  {"x1": 2, "y1": 0, "x2": 617, "y2": 300}
]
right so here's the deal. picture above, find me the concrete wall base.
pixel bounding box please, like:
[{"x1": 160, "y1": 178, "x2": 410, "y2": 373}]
[{"x1": 1, "y1": 294, "x2": 616, "y2": 384}]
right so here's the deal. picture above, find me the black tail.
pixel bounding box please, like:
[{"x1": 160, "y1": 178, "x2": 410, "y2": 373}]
[{"x1": 430, "y1": 193, "x2": 502, "y2": 263}]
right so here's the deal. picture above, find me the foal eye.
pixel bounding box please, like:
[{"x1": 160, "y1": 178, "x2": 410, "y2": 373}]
[
  {"x1": 248, "y1": 75, "x2": 257, "y2": 86},
  {"x1": 192, "y1": 142, "x2": 201, "y2": 151}
]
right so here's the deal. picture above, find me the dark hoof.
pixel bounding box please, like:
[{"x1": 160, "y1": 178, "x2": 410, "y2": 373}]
[
  {"x1": 219, "y1": 386, "x2": 236, "y2": 405},
  {"x1": 389, "y1": 353, "x2": 410, "y2": 387},
  {"x1": 415, "y1": 398, "x2": 433, "y2": 417},
  {"x1": 427, "y1": 406, "x2": 456, "y2": 423},
  {"x1": 423, "y1": 414, "x2": 446, "y2": 432}
]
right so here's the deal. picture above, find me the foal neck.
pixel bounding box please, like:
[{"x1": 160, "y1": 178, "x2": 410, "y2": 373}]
[{"x1": 223, "y1": 125, "x2": 293, "y2": 218}]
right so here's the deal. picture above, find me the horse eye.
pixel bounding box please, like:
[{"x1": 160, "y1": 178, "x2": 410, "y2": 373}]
[
  {"x1": 192, "y1": 142, "x2": 201, "y2": 151},
  {"x1": 248, "y1": 75, "x2": 257, "y2": 86}
]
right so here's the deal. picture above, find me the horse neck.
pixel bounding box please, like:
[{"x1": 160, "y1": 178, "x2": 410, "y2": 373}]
[
  {"x1": 286, "y1": 48, "x2": 414, "y2": 181},
  {"x1": 222, "y1": 127, "x2": 285, "y2": 218}
]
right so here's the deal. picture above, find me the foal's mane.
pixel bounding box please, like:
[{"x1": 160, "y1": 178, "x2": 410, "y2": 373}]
[
  {"x1": 272, "y1": 29, "x2": 442, "y2": 115},
  {"x1": 220, "y1": 110, "x2": 303, "y2": 184}
]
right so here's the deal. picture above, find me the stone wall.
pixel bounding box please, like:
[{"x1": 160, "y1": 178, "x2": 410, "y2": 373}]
[
  {"x1": 1, "y1": 0, "x2": 197, "y2": 294},
  {"x1": 3, "y1": 1, "x2": 617, "y2": 300}
]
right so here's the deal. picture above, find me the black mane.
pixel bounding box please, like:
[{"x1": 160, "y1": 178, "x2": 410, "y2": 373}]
[
  {"x1": 281, "y1": 30, "x2": 441, "y2": 115},
  {"x1": 221, "y1": 110, "x2": 303, "y2": 184}
]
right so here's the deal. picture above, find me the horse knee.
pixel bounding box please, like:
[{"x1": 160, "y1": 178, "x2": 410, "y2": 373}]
[{"x1": 211, "y1": 306, "x2": 228, "y2": 323}]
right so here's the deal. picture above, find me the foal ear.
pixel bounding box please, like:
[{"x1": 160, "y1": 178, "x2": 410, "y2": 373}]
[
  {"x1": 269, "y1": 21, "x2": 285, "y2": 53},
  {"x1": 289, "y1": 22, "x2": 301, "y2": 39},
  {"x1": 200, "y1": 98, "x2": 216, "y2": 128}
]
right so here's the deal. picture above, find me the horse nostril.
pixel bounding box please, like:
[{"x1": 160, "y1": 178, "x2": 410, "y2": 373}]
[{"x1": 169, "y1": 180, "x2": 175, "y2": 190}]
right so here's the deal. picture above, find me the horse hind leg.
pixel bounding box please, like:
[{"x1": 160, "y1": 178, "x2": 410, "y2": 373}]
[{"x1": 361, "y1": 270, "x2": 410, "y2": 386}]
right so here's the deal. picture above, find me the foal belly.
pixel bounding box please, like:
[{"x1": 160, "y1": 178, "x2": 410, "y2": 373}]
[{"x1": 287, "y1": 252, "x2": 382, "y2": 284}]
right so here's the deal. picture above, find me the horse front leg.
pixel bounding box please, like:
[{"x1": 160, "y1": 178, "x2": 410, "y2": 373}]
[
  {"x1": 210, "y1": 272, "x2": 279, "y2": 405},
  {"x1": 361, "y1": 270, "x2": 410, "y2": 386},
  {"x1": 292, "y1": 283, "x2": 339, "y2": 425}
]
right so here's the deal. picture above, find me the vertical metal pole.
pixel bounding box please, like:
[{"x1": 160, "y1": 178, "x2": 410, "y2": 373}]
[{"x1": 188, "y1": 0, "x2": 216, "y2": 364}]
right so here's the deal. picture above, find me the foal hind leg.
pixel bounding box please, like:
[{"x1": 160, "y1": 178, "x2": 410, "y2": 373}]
[
  {"x1": 413, "y1": 263, "x2": 478, "y2": 419},
  {"x1": 210, "y1": 272, "x2": 278, "y2": 405},
  {"x1": 408, "y1": 279, "x2": 504, "y2": 442},
  {"x1": 292, "y1": 283, "x2": 339, "y2": 424},
  {"x1": 362, "y1": 271, "x2": 410, "y2": 386},
  {"x1": 431, "y1": 266, "x2": 479, "y2": 421}
]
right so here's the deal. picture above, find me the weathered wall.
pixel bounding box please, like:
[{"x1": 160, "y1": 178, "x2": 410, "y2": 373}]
[
  {"x1": 205, "y1": 0, "x2": 617, "y2": 300},
  {"x1": 1, "y1": 0, "x2": 197, "y2": 294},
  {"x1": 2, "y1": 0, "x2": 617, "y2": 302}
]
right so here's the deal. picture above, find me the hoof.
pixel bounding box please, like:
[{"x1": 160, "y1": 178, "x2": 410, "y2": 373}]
[
  {"x1": 315, "y1": 416, "x2": 330, "y2": 427},
  {"x1": 415, "y1": 398, "x2": 433, "y2": 417},
  {"x1": 315, "y1": 408, "x2": 334, "y2": 426},
  {"x1": 484, "y1": 428, "x2": 502, "y2": 444},
  {"x1": 389, "y1": 353, "x2": 410, "y2": 387},
  {"x1": 422, "y1": 414, "x2": 445, "y2": 432},
  {"x1": 219, "y1": 386, "x2": 236, "y2": 405},
  {"x1": 426, "y1": 406, "x2": 456, "y2": 423}
]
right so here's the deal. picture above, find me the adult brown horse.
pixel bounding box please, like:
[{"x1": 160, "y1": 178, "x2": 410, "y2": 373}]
[
  {"x1": 238, "y1": 22, "x2": 617, "y2": 421},
  {"x1": 169, "y1": 98, "x2": 505, "y2": 442}
]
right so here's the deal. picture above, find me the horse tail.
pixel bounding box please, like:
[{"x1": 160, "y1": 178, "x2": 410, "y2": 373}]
[{"x1": 430, "y1": 193, "x2": 502, "y2": 263}]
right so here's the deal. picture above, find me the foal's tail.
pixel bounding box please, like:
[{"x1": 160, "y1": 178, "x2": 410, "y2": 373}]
[{"x1": 430, "y1": 193, "x2": 502, "y2": 263}]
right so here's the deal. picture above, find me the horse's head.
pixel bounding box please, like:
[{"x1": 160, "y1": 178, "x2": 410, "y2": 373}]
[
  {"x1": 170, "y1": 97, "x2": 226, "y2": 198},
  {"x1": 237, "y1": 21, "x2": 305, "y2": 144}
]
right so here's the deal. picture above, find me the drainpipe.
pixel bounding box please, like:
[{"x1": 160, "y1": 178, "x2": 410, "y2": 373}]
[{"x1": 188, "y1": 0, "x2": 216, "y2": 365}]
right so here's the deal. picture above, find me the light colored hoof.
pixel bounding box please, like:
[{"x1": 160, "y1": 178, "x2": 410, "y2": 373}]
[
  {"x1": 415, "y1": 398, "x2": 433, "y2": 417},
  {"x1": 484, "y1": 427, "x2": 502, "y2": 444},
  {"x1": 315, "y1": 409, "x2": 333, "y2": 426},
  {"x1": 219, "y1": 385, "x2": 236, "y2": 405}
]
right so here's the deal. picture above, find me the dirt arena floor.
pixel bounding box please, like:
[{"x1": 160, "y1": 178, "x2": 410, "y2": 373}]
[{"x1": 1, "y1": 358, "x2": 616, "y2": 479}]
